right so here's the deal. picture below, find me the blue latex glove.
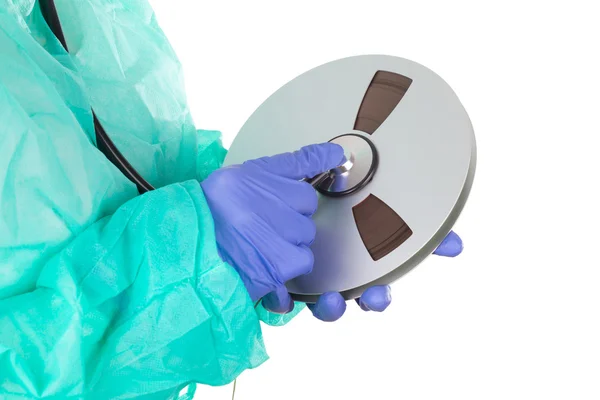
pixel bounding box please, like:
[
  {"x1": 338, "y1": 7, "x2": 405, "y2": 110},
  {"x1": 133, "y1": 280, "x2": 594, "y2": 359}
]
[
  {"x1": 201, "y1": 143, "x2": 345, "y2": 307},
  {"x1": 307, "y1": 231, "x2": 464, "y2": 321}
]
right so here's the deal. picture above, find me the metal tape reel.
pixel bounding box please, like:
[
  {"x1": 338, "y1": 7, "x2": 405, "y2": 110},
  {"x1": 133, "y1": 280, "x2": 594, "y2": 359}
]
[{"x1": 224, "y1": 55, "x2": 476, "y2": 303}]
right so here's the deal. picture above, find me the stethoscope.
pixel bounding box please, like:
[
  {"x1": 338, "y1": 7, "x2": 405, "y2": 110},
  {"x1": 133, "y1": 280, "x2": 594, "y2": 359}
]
[{"x1": 39, "y1": 0, "x2": 155, "y2": 194}]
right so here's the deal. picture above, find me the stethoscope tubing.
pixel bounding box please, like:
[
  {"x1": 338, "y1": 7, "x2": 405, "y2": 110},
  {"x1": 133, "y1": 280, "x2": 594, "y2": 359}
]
[{"x1": 39, "y1": 0, "x2": 154, "y2": 194}]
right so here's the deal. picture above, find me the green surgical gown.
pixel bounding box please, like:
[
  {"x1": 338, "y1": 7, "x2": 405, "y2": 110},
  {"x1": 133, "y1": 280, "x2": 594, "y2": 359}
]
[{"x1": 0, "y1": 1, "x2": 303, "y2": 398}]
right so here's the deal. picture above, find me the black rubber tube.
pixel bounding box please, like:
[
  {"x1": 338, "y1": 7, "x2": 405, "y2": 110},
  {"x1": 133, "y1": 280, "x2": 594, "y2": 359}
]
[{"x1": 39, "y1": 0, "x2": 154, "y2": 194}]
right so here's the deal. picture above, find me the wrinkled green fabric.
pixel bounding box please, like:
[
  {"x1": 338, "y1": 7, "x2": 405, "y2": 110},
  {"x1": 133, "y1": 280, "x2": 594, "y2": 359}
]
[{"x1": 0, "y1": 1, "x2": 303, "y2": 398}]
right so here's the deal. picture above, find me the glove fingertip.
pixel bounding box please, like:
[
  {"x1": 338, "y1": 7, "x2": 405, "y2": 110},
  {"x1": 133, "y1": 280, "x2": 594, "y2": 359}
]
[
  {"x1": 262, "y1": 286, "x2": 294, "y2": 314},
  {"x1": 310, "y1": 292, "x2": 346, "y2": 322},
  {"x1": 433, "y1": 230, "x2": 463, "y2": 257},
  {"x1": 301, "y1": 142, "x2": 346, "y2": 176},
  {"x1": 359, "y1": 286, "x2": 392, "y2": 312}
]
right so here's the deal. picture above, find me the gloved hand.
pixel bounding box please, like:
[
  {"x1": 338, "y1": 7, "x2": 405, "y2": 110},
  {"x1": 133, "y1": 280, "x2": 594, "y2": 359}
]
[
  {"x1": 202, "y1": 143, "x2": 465, "y2": 322},
  {"x1": 201, "y1": 143, "x2": 345, "y2": 310},
  {"x1": 305, "y1": 230, "x2": 464, "y2": 321}
]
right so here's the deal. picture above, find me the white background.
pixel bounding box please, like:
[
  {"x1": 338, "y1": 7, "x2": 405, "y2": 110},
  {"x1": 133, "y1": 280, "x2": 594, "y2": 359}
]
[{"x1": 148, "y1": 1, "x2": 600, "y2": 399}]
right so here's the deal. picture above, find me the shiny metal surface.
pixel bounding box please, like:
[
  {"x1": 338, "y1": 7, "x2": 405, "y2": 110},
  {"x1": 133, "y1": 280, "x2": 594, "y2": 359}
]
[
  {"x1": 316, "y1": 134, "x2": 376, "y2": 196},
  {"x1": 223, "y1": 54, "x2": 476, "y2": 302},
  {"x1": 335, "y1": 156, "x2": 354, "y2": 174}
]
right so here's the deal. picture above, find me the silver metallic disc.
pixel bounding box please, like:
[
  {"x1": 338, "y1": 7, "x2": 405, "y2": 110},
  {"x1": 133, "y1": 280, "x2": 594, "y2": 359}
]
[
  {"x1": 223, "y1": 54, "x2": 476, "y2": 303},
  {"x1": 316, "y1": 134, "x2": 377, "y2": 196}
]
